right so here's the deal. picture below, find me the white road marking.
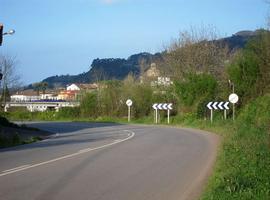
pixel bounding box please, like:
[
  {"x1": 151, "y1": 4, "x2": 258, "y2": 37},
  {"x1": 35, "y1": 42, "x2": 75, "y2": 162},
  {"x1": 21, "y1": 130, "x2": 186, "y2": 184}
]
[
  {"x1": 3, "y1": 165, "x2": 31, "y2": 173},
  {"x1": 0, "y1": 130, "x2": 135, "y2": 177}
]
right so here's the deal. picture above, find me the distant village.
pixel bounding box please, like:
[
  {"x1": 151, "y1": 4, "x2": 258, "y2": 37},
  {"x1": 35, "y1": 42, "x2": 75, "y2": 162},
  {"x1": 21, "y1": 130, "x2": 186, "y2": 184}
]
[
  {"x1": 11, "y1": 64, "x2": 173, "y2": 102},
  {"x1": 11, "y1": 83, "x2": 99, "y2": 102},
  {"x1": 7, "y1": 64, "x2": 173, "y2": 112}
]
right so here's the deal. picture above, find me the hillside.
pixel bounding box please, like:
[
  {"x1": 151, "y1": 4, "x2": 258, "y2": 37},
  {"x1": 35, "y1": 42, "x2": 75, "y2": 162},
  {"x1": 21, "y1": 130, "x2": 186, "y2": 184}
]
[
  {"x1": 38, "y1": 52, "x2": 162, "y2": 88},
  {"x1": 31, "y1": 30, "x2": 259, "y2": 88},
  {"x1": 218, "y1": 30, "x2": 258, "y2": 50}
]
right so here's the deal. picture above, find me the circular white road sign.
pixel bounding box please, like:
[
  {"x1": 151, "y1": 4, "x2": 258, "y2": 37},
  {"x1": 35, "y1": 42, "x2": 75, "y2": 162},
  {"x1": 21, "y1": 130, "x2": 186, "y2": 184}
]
[
  {"x1": 126, "y1": 99, "x2": 133, "y2": 107},
  {"x1": 229, "y1": 93, "x2": 239, "y2": 104}
]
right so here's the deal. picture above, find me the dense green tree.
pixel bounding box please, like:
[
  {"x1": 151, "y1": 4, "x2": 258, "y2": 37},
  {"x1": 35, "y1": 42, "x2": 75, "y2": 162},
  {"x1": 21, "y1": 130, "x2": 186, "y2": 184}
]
[
  {"x1": 99, "y1": 80, "x2": 122, "y2": 116},
  {"x1": 80, "y1": 92, "x2": 98, "y2": 118},
  {"x1": 40, "y1": 82, "x2": 48, "y2": 95},
  {"x1": 175, "y1": 73, "x2": 217, "y2": 106},
  {"x1": 227, "y1": 30, "x2": 270, "y2": 103},
  {"x1": 33, "y1": 82, "x2": 42, "y2": 96}
]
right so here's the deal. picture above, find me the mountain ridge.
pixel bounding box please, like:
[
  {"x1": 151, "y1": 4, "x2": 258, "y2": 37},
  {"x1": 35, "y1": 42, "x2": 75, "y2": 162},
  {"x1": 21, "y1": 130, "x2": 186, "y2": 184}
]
[{"x1": 29, "y1": 30, "x2": 260, "y2": 89}]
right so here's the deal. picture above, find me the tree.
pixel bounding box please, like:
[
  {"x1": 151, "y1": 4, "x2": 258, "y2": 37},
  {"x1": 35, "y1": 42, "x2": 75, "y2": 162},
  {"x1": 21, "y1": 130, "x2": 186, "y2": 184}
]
[
  {"x1": 0, "y1": 85, "x2": 11, "y2": 104},
  {"x1": 91, "y1": 67, "x2": 108, "y2": 83},
  {"x1": 0, "y1": 54, "x2": 21, "y2": 106},
  {"x1": 0, "y1": 54, "x2": 21, "y2": 89},
  {"x1": 80, "y1": 92, "x2": 98, "y2": 117},
  {"x1": 99, "y1": 80, "x2": 122, "y2": 116},
  {"x1": 227, "y1": 30, "x2": 270, "y2": 102},
  {"x1": 162, "y1": 25, "x2": 230, "y2": 80},
  {"x1": 40, "y1": 82, "x2": 48, "y2": 94},
  {"x1": 33, "y1": 82, "x2": 42, "y2": 96}
]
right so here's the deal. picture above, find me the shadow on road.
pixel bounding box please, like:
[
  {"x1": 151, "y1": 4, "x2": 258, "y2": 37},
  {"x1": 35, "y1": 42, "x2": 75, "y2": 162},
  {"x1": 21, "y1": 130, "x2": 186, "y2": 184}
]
[
  {"x1": 20, "y1": 121, "x2": 125, "y2": 134},
  {"x1": 0, "y1": 122, "x2": 126, "y2": 152}
]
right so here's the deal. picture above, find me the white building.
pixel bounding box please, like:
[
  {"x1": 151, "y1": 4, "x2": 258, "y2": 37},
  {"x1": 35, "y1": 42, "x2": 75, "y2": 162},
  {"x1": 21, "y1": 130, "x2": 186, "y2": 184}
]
[
  {"x1": 11, "y1": 89, "x2": 58, "y2": 102},
  {"x1": 151, "y1": 77, "x2": 173, "y2": 87},
  {"x1": 11, "y1": 94, "x2": 40, "y2": 102},
  {"x1": 67, "y1": 84, "x2": 80, "y2": 91},
  {"x1": 40, "y1": 93, "x2": 58, "y2": 100},
  {"x1": 66, "y1": 83, "x2": 98, "y2": 91}
]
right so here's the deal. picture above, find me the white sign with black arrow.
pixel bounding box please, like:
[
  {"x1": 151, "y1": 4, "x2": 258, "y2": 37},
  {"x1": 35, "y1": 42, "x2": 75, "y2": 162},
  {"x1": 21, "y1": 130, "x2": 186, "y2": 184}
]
[
  {"x1": 206, "y1": 101, "x2": 230, "y2": 123},
  {"x1": 152, "y1": 103, "x2": 173, "y2": 124},
  {"x1": 153, "y1": 103, "x2": 173, "y2": 110},
  {"x1": 207, "y1": 102, "x2": 229, "y2": 110}
]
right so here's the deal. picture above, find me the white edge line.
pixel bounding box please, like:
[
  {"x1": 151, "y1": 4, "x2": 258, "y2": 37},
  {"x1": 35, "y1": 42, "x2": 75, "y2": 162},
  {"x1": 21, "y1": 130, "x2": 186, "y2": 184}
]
[
  {"x1": 3, "y1": 165, "x2": 31, "y2": 173},
  {"x1": 0, "y1": 130, "x2": 135, "y2": 177}
]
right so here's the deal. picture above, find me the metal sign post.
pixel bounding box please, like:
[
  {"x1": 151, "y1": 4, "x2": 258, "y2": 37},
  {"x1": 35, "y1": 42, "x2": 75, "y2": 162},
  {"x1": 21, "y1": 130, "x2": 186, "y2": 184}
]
[
  {"x1": 156, "y1": 109, "x2": 158, "y2": 124},
  {"x1": 152, "y1": 103, "x2": 158, "y2": 124},
  {"x1": 126, "y1": 99, "x2": 133, "y2": 122},
  {"x1": 167, "y1": 109, "x2": 170, "y2": 124},
  {"x1": 210, "y1": 109, "x2": 213, "y2": 123},
  {"x1": 128, "y1": 106, "x2": 131, "y2": 122}
]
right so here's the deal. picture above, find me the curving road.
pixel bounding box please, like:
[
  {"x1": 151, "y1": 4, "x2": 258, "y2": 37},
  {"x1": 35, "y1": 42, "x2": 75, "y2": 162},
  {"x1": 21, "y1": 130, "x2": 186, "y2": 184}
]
[{"x1": 0, "y1": 122, "x2": 219, "y2": 200}]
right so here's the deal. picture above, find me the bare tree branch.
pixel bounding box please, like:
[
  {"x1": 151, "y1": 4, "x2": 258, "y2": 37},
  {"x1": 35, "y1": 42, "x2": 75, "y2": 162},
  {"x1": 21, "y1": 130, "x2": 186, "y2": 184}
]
[{"x1": 0, "y1": 54, "x2": 22, "y2": 89}]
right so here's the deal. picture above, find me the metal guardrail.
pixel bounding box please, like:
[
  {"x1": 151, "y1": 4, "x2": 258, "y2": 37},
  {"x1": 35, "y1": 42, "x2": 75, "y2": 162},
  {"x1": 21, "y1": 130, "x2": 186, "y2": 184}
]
[{"x1": 4, "y1": 101, "x2": 80, "y2": 112}]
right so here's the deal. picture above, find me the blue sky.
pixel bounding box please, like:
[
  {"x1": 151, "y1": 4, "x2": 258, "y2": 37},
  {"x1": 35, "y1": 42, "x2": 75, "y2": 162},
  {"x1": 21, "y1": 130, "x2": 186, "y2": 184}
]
[{"x1": 0, "y1": 0, "x2": 268, "y2": 84}]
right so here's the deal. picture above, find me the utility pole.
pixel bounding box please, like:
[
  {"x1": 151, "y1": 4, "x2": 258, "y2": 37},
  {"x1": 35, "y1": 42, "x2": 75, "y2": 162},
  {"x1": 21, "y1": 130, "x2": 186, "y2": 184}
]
[
  {"x1": 0, "y1": 24, "x2": 3, "y2": 46},
  {"x1": 228, "y1": 80, "x2": 238, "y2": 121},
  {"x1": 0, "y1": 23, "x2": 15, "y2": 110}
]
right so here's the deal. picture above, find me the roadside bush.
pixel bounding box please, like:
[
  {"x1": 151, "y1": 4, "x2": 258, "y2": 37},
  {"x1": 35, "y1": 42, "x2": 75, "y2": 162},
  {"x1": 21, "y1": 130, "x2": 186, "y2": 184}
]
[
  {"x1": 132, "y1": 84, "x2": 153, "y2": 118},
  {"x1": 35, "y1": 111, "x2": 55, "y2": 121},
  {"x1": 237, "y1": 94, "x2": 270, "y2": 130},
  {"x1": 12, "y1": 133, "x2": 21, "y2": 145},
  {"x1": 0, "y1": 116, "x2": 19, "y2": 128},
  {"x1": 196, "y1": 97, "x2": 211, "y2": 118},
  {"x1": 0, "y1": 131, "x2": 21, "y2": 148},
  {"x1": 99, "y1": 80, "x2": 123, "y2": 117},
  {"x1": 8, "y1": 110, "x2": 33, "y2": 121},
  {"x1": 57, "y1": 107, "x2": 80, "y2": 119},
  {"x1": 80, "y1": 92, "x2": 98, "y2": 118},
  {"x1": 0, "y1": 116, "x2": 13, "y2": 126},
  {"x1": 174, "y1": 73, "x2": 217, "y2": 112},
  {"x1": 227, "y1": 30, "x2": 270, "y2": 104}
]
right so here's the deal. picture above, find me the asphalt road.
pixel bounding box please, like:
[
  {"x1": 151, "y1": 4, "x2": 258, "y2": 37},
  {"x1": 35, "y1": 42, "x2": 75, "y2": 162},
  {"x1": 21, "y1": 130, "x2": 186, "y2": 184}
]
[{"x1": 0, "y1": 122, "x2": 219, "y2": 200}]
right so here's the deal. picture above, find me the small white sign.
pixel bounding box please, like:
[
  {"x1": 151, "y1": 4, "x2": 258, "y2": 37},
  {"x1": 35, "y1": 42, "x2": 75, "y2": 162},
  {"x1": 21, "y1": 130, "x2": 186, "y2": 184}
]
[
  {"x1": 126, "y1": 99, "x2": 133, "y2": 107},
  {"x1": 229, "y1": 93, "x2": 239, "y2": 104}
]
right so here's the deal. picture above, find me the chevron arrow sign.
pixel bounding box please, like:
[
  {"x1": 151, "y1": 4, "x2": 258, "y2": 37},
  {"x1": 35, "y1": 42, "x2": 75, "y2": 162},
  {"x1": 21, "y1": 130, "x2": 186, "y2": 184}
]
[
  {"x1": 152, "y1": 103, "x2": 158, "y2": 110},
  {"x1": 152, "y1": 103, "x2": 173, "y2": 110},
  {"x1": 207, "y1": 102, "x2": 229, "y2": 110}
]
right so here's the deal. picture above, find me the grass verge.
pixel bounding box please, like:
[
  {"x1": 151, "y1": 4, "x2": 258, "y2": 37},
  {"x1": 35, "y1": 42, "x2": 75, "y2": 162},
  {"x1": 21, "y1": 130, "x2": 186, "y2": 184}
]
[{"x1": 198, "y1": 95, "x2": 270, "y2": 200}]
